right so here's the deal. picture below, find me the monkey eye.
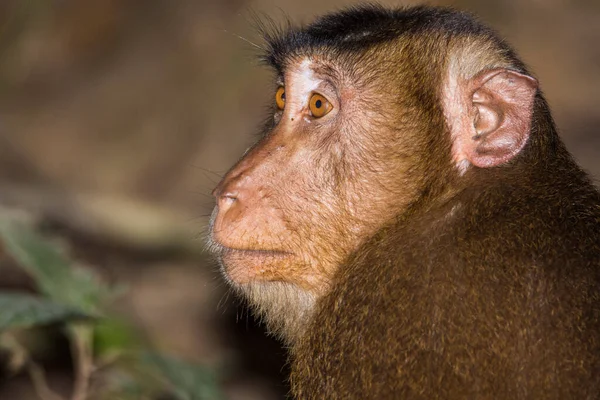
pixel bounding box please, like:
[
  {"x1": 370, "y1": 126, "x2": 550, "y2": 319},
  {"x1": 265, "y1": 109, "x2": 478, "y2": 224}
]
[
  {"x1": 275, "y1": 86, "x2": 286, "y2": 110},
  {"x1": 309, "y1": 93, "x2": 333, "y2": 118}
]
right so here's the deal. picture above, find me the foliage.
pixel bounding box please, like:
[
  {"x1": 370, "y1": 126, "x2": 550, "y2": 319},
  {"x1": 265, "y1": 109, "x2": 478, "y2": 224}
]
[
  {"x1": 0, "y1": 292, "x2": 91, "y2": 331},
  {"x1": 0, "y1": 214, "x2": 222, "y2": 400}
]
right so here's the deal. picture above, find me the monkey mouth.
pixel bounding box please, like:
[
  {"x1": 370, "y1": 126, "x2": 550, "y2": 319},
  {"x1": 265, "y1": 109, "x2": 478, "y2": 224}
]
[
  {"x1": 208, "y1": 238, "x2": 288, "y2": 256},
  {"x1": 210, "y1": 241, "x2": 293, "y2": 284},
  {"x1": 219, "y1": 245, "x2": 292, "y2": 259},
  {"x1": 208, "y1": 209, "x2": 292, "y2": 260}
]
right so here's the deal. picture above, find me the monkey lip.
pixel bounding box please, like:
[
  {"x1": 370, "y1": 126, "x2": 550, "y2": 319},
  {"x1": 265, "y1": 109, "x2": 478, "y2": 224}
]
[
  {"x1": 210, "y1": 240, "x2": 292, "y2": 260},
  {"x1": 219, "y1": 245, "x2": 292, "y2": 259},
  {"x1": 214, "y1": 244, "x2": 293, "y2": 284}
]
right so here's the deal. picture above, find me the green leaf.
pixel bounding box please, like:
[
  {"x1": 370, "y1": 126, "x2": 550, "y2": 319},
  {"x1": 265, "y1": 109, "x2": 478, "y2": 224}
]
[
  {"x1": 0, "y1": 219, "x2": 112, "y2": 313},
  {"x1": 94, "y1": 318, "x2": 139, "y2": 357},
  {"x1": 142, "y1": 353, "x2": 224, "y2": 400},
  {"x1": 0, "y1": 292, "x2": 93, "y2": 331}
]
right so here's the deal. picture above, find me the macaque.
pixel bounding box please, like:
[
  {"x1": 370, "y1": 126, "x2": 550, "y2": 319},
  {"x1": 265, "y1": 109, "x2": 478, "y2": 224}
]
[{"x1": 209, "y1": 5, "x2": 600, "y2": 399}]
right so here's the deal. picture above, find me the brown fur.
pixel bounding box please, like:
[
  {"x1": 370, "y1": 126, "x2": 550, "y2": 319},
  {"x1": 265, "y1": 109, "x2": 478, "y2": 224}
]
[
  {"x1": 292, "y1": 143, "x2": 600, "y2": 398},
  {"x1": 210, "y1": 5, "x2": 600, "y2": 399},
  {"x1": 290, "y1": 13, "x2": 600, "y2": 398}
]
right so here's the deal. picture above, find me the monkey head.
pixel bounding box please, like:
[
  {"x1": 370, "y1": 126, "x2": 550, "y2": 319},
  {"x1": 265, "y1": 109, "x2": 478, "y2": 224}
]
[{"x1": 209, "y1": 7, "x2": 538, "y2": 343}]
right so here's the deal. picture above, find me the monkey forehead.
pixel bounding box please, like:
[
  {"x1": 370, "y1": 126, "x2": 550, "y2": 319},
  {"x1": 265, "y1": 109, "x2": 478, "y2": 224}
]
[
  {"x1": 281, "y1": 57, "x2": 340, "y2": 84},
  {"x1": 261, "y1": 4, "x2": 498, "y2": 73},
  {"x1": 283, "y1": 59, "x2": 321, "y2": 106}
]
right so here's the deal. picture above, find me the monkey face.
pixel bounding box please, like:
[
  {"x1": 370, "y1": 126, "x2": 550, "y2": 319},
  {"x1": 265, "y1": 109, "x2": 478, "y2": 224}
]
[{"x1": 209, "y1": 56, "x2": 413, "y2": 299}]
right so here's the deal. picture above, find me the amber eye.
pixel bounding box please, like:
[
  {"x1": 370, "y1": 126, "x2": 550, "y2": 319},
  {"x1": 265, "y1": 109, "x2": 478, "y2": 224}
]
[
  {"x1": 309, "y1": 93, "x2": 333, "y2": 118},
  {"x1": 275, "y1": 87, "x2": 286, "y2": 110}
]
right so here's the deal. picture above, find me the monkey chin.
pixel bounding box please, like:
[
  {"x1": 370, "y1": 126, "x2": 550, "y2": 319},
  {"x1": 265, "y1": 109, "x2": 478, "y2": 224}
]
[
  {"x1": 235, "y1": 280, "x2": 316, "y2": 345},
  {"x1": 211, "y1": 243, "x2": 317, "y2": 344}
]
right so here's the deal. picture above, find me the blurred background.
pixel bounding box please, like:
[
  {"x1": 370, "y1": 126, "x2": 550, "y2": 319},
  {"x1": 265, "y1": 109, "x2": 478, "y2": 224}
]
[{"x1": 0, "y1": 0, "x2": 598, "y2": 399}]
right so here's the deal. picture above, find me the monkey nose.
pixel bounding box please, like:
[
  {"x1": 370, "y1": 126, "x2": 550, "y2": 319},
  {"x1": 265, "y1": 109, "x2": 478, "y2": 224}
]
[{"x1": 213, "y1": 184, "x2": 239, "y2": 212}]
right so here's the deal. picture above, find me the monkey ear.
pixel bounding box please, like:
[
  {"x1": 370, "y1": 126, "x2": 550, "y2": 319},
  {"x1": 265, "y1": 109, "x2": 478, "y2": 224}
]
[{"x1": 457, "y1": 69, "x2": 538, "y2": 169}]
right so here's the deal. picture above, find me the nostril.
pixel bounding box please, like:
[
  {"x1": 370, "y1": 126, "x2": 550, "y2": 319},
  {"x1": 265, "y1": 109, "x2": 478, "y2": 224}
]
[
  {"x1": 221, "y1": 191, "x2": 238, "y2": 201},
  {"x1": 212, "y1": 185, "x2": 238, "y2": 200},
  {"x1": 216, "y1": 190, "x2": 238, "y2": 212}
]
